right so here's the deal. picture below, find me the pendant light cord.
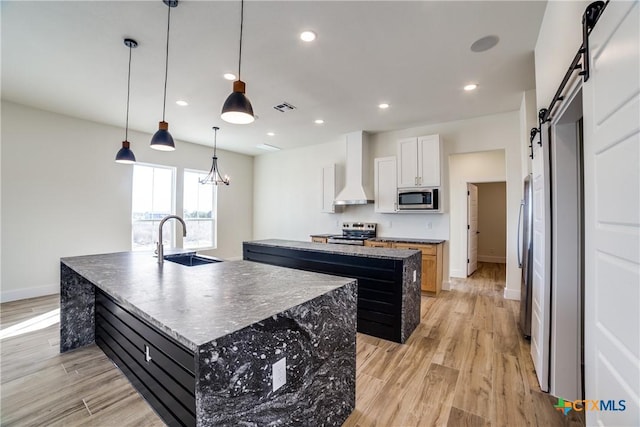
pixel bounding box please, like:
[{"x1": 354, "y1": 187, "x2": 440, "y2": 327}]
[
  {"x1": 238, "y1": 0, "x2": 244, "y2": 80},
  {"x1": 125, "y1": 44, "x2": 133, "y2": 142},
  {"x1": 213, "y1": 127, "x2": 219, "y2": 157},
  {"x1": 162, "y1": 3, "x2": 172, "y2": 121}
]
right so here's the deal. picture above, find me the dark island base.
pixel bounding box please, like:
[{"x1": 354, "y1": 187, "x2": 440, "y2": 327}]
[
  {"x1": 243, "y1": 242, "x2": 421, "y2": 343},
  {"x1": 61, "y1": 264, "x2": 357, "y2": 427}
]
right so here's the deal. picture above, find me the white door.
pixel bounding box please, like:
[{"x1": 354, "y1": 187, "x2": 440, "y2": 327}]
[
  {"x1": 467, "y1": 183, "x2": 478, "y2": 276},
  {"x1": 531, "y1": 122, "x2": 552, "y2": 392},
  {"x1": 397, "y1": 137, "x2": 418, "y2": 187},
  {"x1": 583, "y1": 2, "x2": 639, "y2": 425}
]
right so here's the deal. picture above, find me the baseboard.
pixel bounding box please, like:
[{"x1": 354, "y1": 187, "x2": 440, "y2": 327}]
[
  {"x1": 449, "y1": 269, "x2": 466, "y2": 278},
  {"x1": 441, "y1": 280, "x2": 451, "y2": 291},
  {"x1": 478, "y1": 255, "x2": 506, "y2": 263},
  {"x1": 503, "y1": 287, "x2": 521, "y2": 301},
  {"x1": 1, "y1": 284, "x2": 59, "y2": 303}
]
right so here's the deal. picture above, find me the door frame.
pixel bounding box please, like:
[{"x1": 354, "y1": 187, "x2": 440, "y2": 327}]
[{"x1": 548, "y1": 75, "x2": 584, "y2": 401}]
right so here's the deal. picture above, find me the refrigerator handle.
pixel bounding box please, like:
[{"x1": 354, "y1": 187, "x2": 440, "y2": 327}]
[{"x1": 517, "y1": 200, "x2": 524, "y2": 268}]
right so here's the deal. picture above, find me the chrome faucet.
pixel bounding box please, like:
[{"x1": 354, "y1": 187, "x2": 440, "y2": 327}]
[{"x1": 156, "y1": 215, "x2": 187, "y2": 264}]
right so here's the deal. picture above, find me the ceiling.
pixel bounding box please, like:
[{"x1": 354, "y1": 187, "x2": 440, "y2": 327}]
[{"x1": 1, "y1": 1, "x2": 547, "y2": 156}]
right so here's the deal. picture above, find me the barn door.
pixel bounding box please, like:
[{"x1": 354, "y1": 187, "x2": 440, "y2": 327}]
[
  {"x1": 583, "y1": 2, "x2": 639, "y2": 425},
  {"x1": 530, "y1": 121, "x2": 552, "y2": 392}
]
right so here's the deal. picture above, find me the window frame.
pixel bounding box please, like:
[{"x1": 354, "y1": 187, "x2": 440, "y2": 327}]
[
  {"x1": 182, "y1": 168, "x2": 217, "y2": 250},
  {"x1": 131, "y1": 163, "x2": 177, "y2": 251}
]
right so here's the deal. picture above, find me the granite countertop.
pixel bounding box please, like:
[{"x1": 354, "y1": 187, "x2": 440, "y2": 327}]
[
  {"x1": 247, "y1": 239, "x2": 420, "y2": 260},
  {"x1": 368, "y1": 237, "x2": 446, "y2": 245},
  {"x1": 61, "y1": 251, "x2": 355, "y2": 351}
]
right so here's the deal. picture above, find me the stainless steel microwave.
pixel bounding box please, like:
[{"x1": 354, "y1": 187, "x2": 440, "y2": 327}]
[{"x1": 397, "y1": 188, "x2": 439, "y2": 210}]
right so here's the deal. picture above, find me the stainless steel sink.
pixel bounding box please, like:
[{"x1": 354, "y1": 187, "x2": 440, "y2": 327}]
[{"x1": 163, "y1": 253, "x2": 222, "y2": 266}]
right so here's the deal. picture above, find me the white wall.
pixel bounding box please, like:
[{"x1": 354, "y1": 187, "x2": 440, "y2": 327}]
[
  {"x1": 477, "y1": 182, "x2": 507, "y2": 263},
  {"x1": 254, "y1": 110, "x2": 524, "y2": 296},
  {"x1": 520, "y1": 89, "x2": 537, "y2": 178},
  {"x1": 0, "y1": 101, "x2": 253, "y2": 302},
  {"x1": 535, "y1": 0, "x2": 590, "y2": 109}
]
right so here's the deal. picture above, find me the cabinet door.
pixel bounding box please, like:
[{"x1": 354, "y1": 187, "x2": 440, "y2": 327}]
[
  {"x1": 422, "y1": 255, "x2": 437, "y2": 293},
  {"x1": 418, "y1": 135, "x2": 441, "y2": 187},
  {"x1": 397, "y1": 138, "x2": 418, "y2": 187},
  {"x1": 321, "y1": 164, "x2": 336, "y2": 213},
  {"x1": 374, "y1": 157, "x2": 397, "y2": 213}
]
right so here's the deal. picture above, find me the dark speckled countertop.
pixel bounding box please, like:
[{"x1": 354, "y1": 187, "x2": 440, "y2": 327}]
[
  {"x1": 248, "y1": 239, "x2": 421, "y2": 259},
  {"x1": 368, "y1": 237, "x2": 446, "y2": 245},
  {"x1": 61, "y1": 251, "x2": 355, "y2": 351}
]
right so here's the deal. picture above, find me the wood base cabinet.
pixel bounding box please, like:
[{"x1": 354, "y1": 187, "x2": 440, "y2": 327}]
[{"x1": 391, "y1": 242, "x2": 443, "y2": 295}]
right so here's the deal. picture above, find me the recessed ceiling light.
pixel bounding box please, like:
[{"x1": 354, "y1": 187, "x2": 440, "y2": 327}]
[
  {"x1": 300, "y1": 31, "x2": 317, "y2": 42},
  {"x1": 378, "y1": 103, "x2": 390, "y2": 109},
  {"x1": 176, "y1": 100, "x2": 189, "y2": 106},
  {"x1": 470, "y1": 35, "x2": 499, "y2": 53},
  {"x1": 223, "y1": 73, "x2": 237, "y2": 80},
  {"x1": 267, "y1": 132, "x2": 275, "y2": 136},
  {"x1": 314, "y1": 119, "x2": 324, "y2": 124},
  {"x1": 464, "y1": 84, "x2": 478, "y2": 91}
]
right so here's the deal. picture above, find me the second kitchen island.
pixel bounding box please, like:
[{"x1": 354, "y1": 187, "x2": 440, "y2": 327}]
[{"x1": 243, "y1": 239, "x2": 422, "y2": 344}]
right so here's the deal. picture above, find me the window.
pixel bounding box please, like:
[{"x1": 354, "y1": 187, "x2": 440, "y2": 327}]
[
  {"x1": 131, "y1": 164, "x2": 175, "y2": 251},
  {"x1": 183, "y1": 170, "x2": 216, "y2": 249}
]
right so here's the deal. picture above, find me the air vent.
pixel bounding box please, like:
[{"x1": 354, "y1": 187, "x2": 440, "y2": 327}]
[{"x1": 273, "y1": 102, "x2": 296, "y2": 112}]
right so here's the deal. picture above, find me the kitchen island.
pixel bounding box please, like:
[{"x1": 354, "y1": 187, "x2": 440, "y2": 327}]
[
  {"x1": 243, "y1": 239, "x2": 422, "y2": 343},
  {"x1": 60, "y1": 251, "x2": 357, "y2": 427}
]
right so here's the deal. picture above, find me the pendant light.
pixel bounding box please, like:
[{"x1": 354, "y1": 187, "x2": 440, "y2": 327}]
[
  {"x1": 199, "y1": 127, "x2": 230, "y2": 185},
  {"x1": 150, "y1": 0, "x2": 178, "y2": 151},
  {"x1": 221, "y1": 0, "x2": 255, "y2": 124},
  {"x1": 115, "y1": 38, "x2": 138, "y2": 164}
]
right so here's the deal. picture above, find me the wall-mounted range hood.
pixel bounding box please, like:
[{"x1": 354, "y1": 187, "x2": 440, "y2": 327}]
[{"x1": 334, "y1": 131, "x2": 373, "y2": 205}]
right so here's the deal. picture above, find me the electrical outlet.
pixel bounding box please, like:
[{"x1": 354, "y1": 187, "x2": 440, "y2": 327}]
[
  {"x1": 272, "y1": 357, "x2": 286, "y2": 392},
  {"x1": 413, "y1": 270, "x2": 417, "y2": 283},
  {"x1": 426, "y1": 222, "x2": 432, "y2": 230}
]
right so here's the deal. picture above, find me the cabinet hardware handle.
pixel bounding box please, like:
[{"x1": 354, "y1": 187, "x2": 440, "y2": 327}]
[{"x1": 145, "y1": 345, "x2": 152, "y2": 363}]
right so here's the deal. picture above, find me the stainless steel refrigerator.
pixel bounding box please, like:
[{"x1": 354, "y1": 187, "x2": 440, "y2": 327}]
[{"x1": 518, "y1": 174, "x2": 533, "y2": 338}]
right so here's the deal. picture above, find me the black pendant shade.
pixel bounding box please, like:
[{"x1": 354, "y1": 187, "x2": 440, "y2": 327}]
[
  {"x1": 221, "y1": 0, "x2": 254, "y2": 125},
  {"x1": 150, "y1": 120, "x2": 175, "y2": 151},
  {"x1": 151, "y1": 0, "x2": 177, "y2": 151},
  {"x1": 221, "y1": 80, "x2": 254, "y2": 124},
  {"x1": 115, "y1": 38, "x2": 138, "y2": 164},
  {"x1": 116, "y1": 140, "x2": 136, "y2": 164}
]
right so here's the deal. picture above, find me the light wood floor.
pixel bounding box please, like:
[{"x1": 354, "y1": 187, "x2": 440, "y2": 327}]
[{"x1": 1, "y1": 263, "x2": 583, "y2": 426}]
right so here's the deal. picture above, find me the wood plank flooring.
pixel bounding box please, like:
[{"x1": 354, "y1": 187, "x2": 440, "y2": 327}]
[{"x1": 1, "y1": 263, "x2": 584, "y2": 426}]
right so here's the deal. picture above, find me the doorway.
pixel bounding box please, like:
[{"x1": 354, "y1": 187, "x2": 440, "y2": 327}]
[
  {"x1": 549, "y1": 87, "x2": 584, "y2": 401},
  {"x1": 467, "y1": 181, "x2": 507, "y2": 277}
]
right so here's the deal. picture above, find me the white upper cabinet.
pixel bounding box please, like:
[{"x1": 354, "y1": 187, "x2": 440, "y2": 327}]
[
  {"x1": 397, "y1": 134, "x2": 442, "y2": 188},
  {"x1": 374, "y1": 156, "x2": 397, "y2": 213}
]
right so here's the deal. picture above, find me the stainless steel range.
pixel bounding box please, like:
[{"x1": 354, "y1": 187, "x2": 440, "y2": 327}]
[{"x1": 327, "y1": 222, "x2": 377, "y2": 246}]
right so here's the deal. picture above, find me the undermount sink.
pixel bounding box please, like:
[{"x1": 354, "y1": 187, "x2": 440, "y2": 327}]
[{"x1": 163, "y1": 253, "x2": 223, "y2": 266}]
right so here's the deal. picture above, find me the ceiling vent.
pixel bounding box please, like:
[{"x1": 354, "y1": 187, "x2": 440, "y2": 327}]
[{"x1": 273, "y1": 102, "x2": 296, "y2": 112}]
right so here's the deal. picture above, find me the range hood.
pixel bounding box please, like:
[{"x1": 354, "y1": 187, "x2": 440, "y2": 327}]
[{"x1": 334, "y1": 131, "x2": 374, "y2": 205}]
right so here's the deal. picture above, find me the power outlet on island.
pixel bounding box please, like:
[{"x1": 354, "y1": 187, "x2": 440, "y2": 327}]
[
  {"x1": 413, "y1": 270, "x2": 417, "y2": 283},
  {"x1": 272, "y1": 357, "x2": 286, "y2": 392}
]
